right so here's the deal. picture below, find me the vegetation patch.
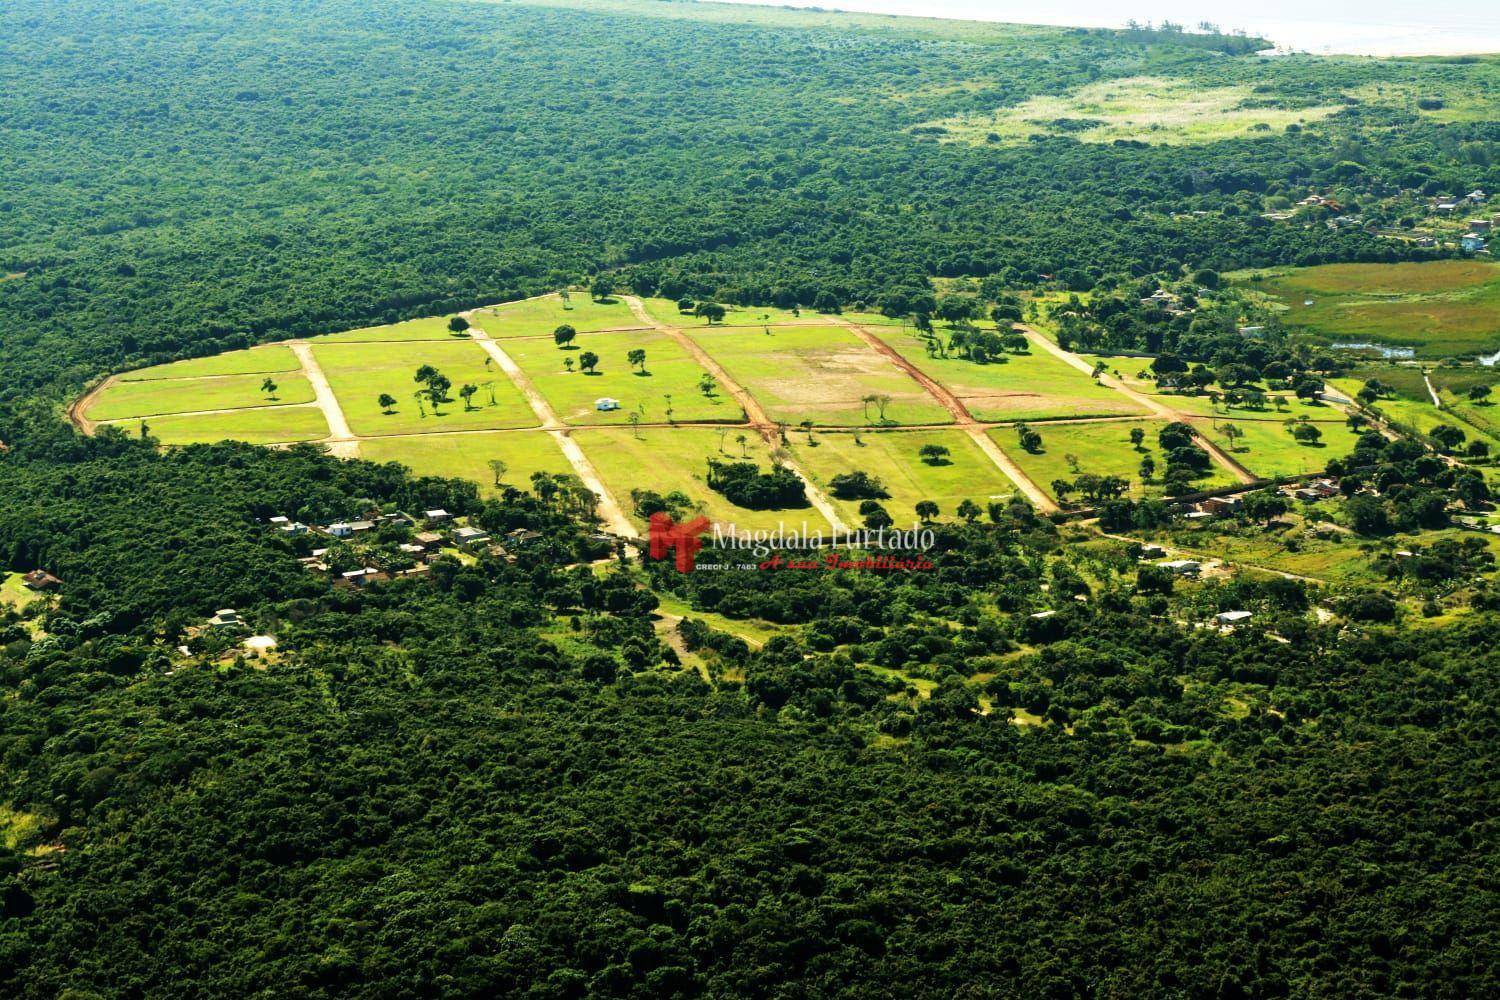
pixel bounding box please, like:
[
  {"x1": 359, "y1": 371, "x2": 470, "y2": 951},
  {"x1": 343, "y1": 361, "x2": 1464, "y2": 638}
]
[
  {"x1": 358, "y1": 431, "x2": 573, "y2": 498},
  {"x1": 105, "y1": 406, "x2": 331, "y2": 446},
  {"x1": 920, "y1": 76, "x2": 1343, "y2": 146},
  {"x1": 118, "y1": 345, "x2": 299, "y2": 381},
  {"x1": 475, "y1": 293, "x2": 646, "y2": 338},
  {"x1": 1191, "y1": 417, "x2": 1362, "y2": 479},
  {"x1": 84, "y1": 372, "x2": 314, "y2": 422}
]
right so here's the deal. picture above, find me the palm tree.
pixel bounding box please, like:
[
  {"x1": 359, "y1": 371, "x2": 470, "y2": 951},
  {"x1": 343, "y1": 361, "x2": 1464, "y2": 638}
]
[{"x1": 735, "y1": 433, "x2": 748, "y2": 457}]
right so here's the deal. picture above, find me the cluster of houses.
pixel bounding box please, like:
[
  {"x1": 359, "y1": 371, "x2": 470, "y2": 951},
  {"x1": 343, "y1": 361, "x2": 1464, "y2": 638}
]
[
  {"x1": 1129, "y1": 545, "x2": 1253, "y2": 629},
  {"x1": 1138, "y1": 288, "x2": 1194, "y2": 316},
  {"x1": 268, "y1": 508, "x2": 544, "y2": 589}
]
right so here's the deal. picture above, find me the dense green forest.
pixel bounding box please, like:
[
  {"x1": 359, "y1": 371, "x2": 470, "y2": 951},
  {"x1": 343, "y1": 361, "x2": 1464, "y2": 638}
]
[{"x1": 2, "y1": 0, "x2": 1500, "y2": 995}]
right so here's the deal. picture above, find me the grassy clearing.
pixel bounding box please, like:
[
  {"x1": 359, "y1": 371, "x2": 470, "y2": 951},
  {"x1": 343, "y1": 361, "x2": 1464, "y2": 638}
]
[
  {"x1": 1234, "y1": 261, "x2": 1500, "y2": 357},
  {"x1": 1000, "y1": 419, "x2": 1235, "y2": 503},
  {"x1": 502, "y1": 330, "x2": 737, "y2": 425},
  {"x1": 693, "y1": 325, "x2": 951, "y2": 427},
  {"x1": 1191, "y1": 417, "x2": 1361, "y2": 479},
  {"x1": 1144, "y1": 388, "x2": 1344, "y2": 422},
  {"x1": 85, "y1": 372, "x2": 314, "y2": 421},
  {"x1": 475, "y1": 293, "x2": 646, "y2": 337},
  {"x1": 358, "y1": 431, "x2": 574, "y2": 497},
  {"x1": 920, "y1": 76, "x2": 1341, "y2": 146},
  {"x1": 1, "y1": 573, "x2": 42, "y2": 613},
  {"x1": 108, "y1": 406, "x2": 330, "y2": 446},
  {"x1": 574, "y1": 426, "x2": 820, "y2": 533},
  {"x1": 872, "y1": 327, "x2": 1146, "y2": 421},
  {"x1": 118, "y1": 345, "x2": 299, "y2": 381},
  {"x1": 314, "y1": 316, "x2": 469, "y2": 344},
  {"x1": 793, "y1": 429, "x2": 1018, "y2": 525},
  {"x1": 312, "y1": 340, "x2": 537, "y2": 435},
  {"x1": 652, "y1": 592, "x2": 783, "y2": 648},
  {"x1": 639, "y1": 298, "x2": 819, "y2": 328}
]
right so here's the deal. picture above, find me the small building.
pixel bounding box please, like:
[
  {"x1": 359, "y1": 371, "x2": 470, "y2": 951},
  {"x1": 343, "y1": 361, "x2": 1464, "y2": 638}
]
[
  {"x1": 1215, "y1": 610, "x2": 1253, "y2": 627},
  {"x1": 1435, "y1": 201, "x2": 1460, "y2": 214},
  {"x1": 1200, "y1": 496, "x2": 1241, "y2": 517},
  {"x1": 1182, "y1": 510, "x2": 1214, "y2": 521},
  {"x1": 1461, "y1": 233, "x2": 1487, "y2": 252},
  {"x1": 326, "y1": 522, "x2": 355, "y2": 539},
  {"x1": 412, "y1": 531, "x2": 444, "y2": 550},
  {"x1": 1158, "y1": 559, "x2": 1202, "y2": 576},
  {"x1": 208, "y1": 608, "x2": 243, "y2": 630},
  {"x1": 1467, "y1": 218, "x2": 1491, "y2": 234},
  {"x1": 452, "y1": 525, "x2": 491, "y2": 549},
  {"x1": 505, "y1": 528, "x2": 543, "y2": 548},
  {"x1": 424, "y1": 508, "x2": 452, "y2": 524},
  {"x1": 1028, "y1": 609, "x2": 1058, "y2": 620},
  {"x1": 1466, "y1": 189, "x2": 1487, "y2": 204},
  {"x1": 1293, "y1": 487, "x2": 1323, "y2": 503},
  {"x1": 1138, "y1": 544, "x2": 1166, "y2": 560},
  {"x1": 1237, "y1": 325, "x2": 1265, "y2": 338},
  {"x1": 22, "y1": 569, "x2": 62, "y2": 592},
  {"x1": 338, "y1": 567, "x2": 388, "y2": 589},
  {"x1": 268, "y1": 515, "x2": 291, "y2": 528},
  {"x1": 398, "y1": 543, "x2": 427, "y2": 557},
  {"x1": 595, "y1": 397, "x2": 621, "y2": 412}
]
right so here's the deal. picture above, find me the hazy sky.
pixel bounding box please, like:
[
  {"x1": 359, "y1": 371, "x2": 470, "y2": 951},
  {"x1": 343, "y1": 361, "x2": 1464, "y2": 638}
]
[{"x1": 715, "y1": 0, "x2": 1500, "y2": 55}]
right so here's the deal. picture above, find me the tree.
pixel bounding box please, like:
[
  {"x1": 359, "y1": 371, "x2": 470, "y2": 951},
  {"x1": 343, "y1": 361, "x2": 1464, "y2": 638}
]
[
  {"x1": 734, "y1": 433, "x2": 748, "y2": 457},
  {"x1": 1052, "y1": 479, "x2": 1075, "y2": 502},
  {"x1": 694, "y1": 301, "x2": 727, "y2": 325},
  {"x1": 377, "y1": 393, "x2": 397, "y2": 414},
  {"x1": 448, "y1": 316, "x2": 469, "y2": 333},
  {"x1": 1430, "y1": 424, "x2": 1466, "y2": 452},
  {"x1": 1017, "y1": 425, "x2": 1043, "y2": 454},
  {"x1": 914, "y1": 500, "x2": 939, "y2": 522},
  {"x1": 1240, "y1": 488, "x2": 1288, "y2": 526},
  {"x1": 459, "y1": 383, "x2": 478, "y2": 410},
  {"x1": 1290, "y1": 422, "x2": 1322, "y2": 444},
  {"x1": 918, "y1": 443, "x2": 950, "y2": 465},
  {"x1": 1469, "y1": 384, "x2": 1492, "y2": 404},
  {"x1": 553, "y1": 324, "x2": 577, "y2": 348},
  {"x1": 1129, "y1": 427, "x2": 1145, "y2": 450},
  {"x1": 487, "y1": 459, "x2": 508, "y2": 486},
  {"x1": 956, "y1": 499, "x2": 981, "y2": 523},
  {"x1": 590, "y1": 275, "x2": 614, "y2": 301},
  {"x1": 829, "y1": 471, "x2": 888, "y2": 500},
  {"x1": 872, "y1": 394, "x2": 892, "y2": 422},
  {"x1": 698, "y1": 373, "x2": 717, "y2": 397},
  {"x1": 1221, "y1": 423, "x2": 1243, "y2": 451},
  {"x1": 579, "y1": 351, "x2": 600, "y2": 374},
  {"x1": 800, "y1": 419, "x2": 814, "y2": 444},
  {"x1": 1139, "y1": 456, "x2": 1155, "y2": 481},
  {"x1": 627, "y1": 411, "x2": 642, "y2": 439},
  {"x1": 627, "y1": 348, "x2": 647, "y2": 373},
  {"x1": 260, "y1": 377, "x2": 278, "y2": 399}
]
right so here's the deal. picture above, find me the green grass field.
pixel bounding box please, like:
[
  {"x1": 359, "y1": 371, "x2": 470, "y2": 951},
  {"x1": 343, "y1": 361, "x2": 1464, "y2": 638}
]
[
  {"x1": 313, "y1": 316, "x2": 471, "y2": 344},
  {"x1": 1235, "y1": 261, "x2": 1500, "y2": 357},
  {"x1": 793, "y1": 429, "x2": 1018, "y2": 525},
  {"x1": 0, "y1": 573, "x2": 42, "y2": 613},
  {"x1": 118, "y1": 345, "x2": 300, "y2": 381},
  {"x1": 921, "y1": 75, "x2": 1342, "y2": 147},
  {"x1": 1191, "y1": 417, "x2": 1361, "y2": 479},
  {"x1": 1140, "y1": 387, "x2": 1344, "y2": 422},
  {"x1": 475, "y1": 293, "x2": 646, "y2": 337},
  {"x1": 104, "y1": 406, "x2": 331, "y2": 446},
  {"x1": 501, "y1": 330, "x2": 737, "y2": 425},
  {"x1": 999, "y1": 419, "x2": 1235, "y2": 503},
  {"x1": 574, "y1": 426, "x2": 820, "y2": 533},
  {"x1": 693, "y1": 325, "x2": 952, "y2": 427},
  {"x1": 312, "y1": 340, "x2": 537, "y2": 435},
  {"x1": 358, "y1": 431, "x2": 574, "y2": 497},
  {"x1": 871, "y1": 328, "x2": 1148, "y2": 421},
  {"x1": 85, "y1": 372, "x2": 315, "y2": 421},
  {"x1": 639, "y1": 298, "x2": 822, "y2": 329}
]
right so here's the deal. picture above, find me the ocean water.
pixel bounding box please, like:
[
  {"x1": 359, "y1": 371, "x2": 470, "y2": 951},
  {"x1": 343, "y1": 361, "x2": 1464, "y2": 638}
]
[{"x1": 715, "y1": 0, "x2": 1500, "y2": 55}]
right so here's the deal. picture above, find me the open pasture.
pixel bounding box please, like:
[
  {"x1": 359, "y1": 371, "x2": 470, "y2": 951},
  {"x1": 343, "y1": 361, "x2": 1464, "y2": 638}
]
[
  {"x1": 639, "y1": 298, "x2": 823, "y2": 329},
  {"x1": 998, "y1": 419, "x2": 1235, "y2": 504},
  {"x1": 1235, "y1": 261, "x2": 1500, "y2": 357},
  {"x1": 84, "y1": 372, "x2": 314, "y2": 422},
  {"x1": 693, "y1": 325, "x2": 951, "y2": 427},
  {"x1": 794, "y1": 429, "x2": 1018, "y2": 525},
  {"x1": 502, "y1": 330, "x2": 736, "y2": 425},
  {"x1": 313, "y1": 316, "x2": 470, "y2": 344},
  {"x1": 358, "y1": 431, "x2": 574, "y2": 498},
  {"x1": 1191, "y1": 417, "x2": 1362, "y2": 480},
  {"x1": 118, "y1": 345, "x2": 299, "y2": 381},
  {"x1": 107, "y1": 407, "x2": 330, "y2": 446},
  {"x1": 311, "y1": 340, "x2": 537, "y2": 435},
  {"x1": 574, "y1": 426, "x2": 817, "y2": 533},
  {"x1": 476, "y1": 294, "x2": 646, "y2": 337},
  {"x1": 872, "y1": 328, "x2": 1146, "y2": 421}
]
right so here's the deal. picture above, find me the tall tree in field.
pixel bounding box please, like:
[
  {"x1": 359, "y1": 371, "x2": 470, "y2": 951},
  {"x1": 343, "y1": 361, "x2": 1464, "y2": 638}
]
[
  {"x1": 698, "y1": 373, "x2": 717, "y2": 397},
  {"x1": 378, "y1": 393, "x2": 397, "y2": 414},
  {"x1": 1129, "y1": 426, "x2": 1145, "y2": 449},
  {"x1": 590, "y1": 276, "x2": 614, "y2": 301},
  {"x1": 627, "y1": 348, "x2": 647, "y2": 374},
  {"x1": 579, "y1": 351, "x2": 599, "y2": 374},
  {"x1": 448, "y1": 316, "x2": 470, "y2": 334},
  {"x1": 487, "y1": 459, "x2": 508, "y2": 487},
  {"x1": 735, "y1": 433, "x2": 748, "y2": 458},
  {"x1": 915, "y1": 500, "x2": 939, "y2": 522},
  {"x1": 956, "y1": 499, "x2": 982, "y2": 523},
  {"x1": 553, "y1": 325, "x2": 577, "y2": 348},
  {"x1": 260, "y1": 377, "x2": 278, "y2": 400},
  {"x1": 459, "y1": 384, "x2": 478, "y2": 410},
  {"x1": 628, "y1": 412, "x2": 642, "y2": 440}
]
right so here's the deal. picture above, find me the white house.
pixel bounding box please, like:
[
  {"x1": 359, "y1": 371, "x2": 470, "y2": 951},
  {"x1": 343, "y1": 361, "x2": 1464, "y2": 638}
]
[
  {"x1": 595, "y1": 397, "x2": 621, "y2": 412},
  {"x1": 1158, "y1": 559, "x2": 1202, "y2": 576},
  {"x1": 1461, "y1": 233, "x2": 1487, "y2": 252},
  {"x1": 1215, "y1": 610, "x2": 1253, "y2": 627}
]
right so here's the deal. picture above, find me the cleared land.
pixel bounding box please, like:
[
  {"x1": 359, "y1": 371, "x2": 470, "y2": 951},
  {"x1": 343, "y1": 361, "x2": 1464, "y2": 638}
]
[
  {"x1": 83, "y1": 372, "x2": 315, "y2": 422},
  {"x1": 921, "y1": 76, "x2": 1342, "y2": 146},
  {"x1": 692, "y1": 325, "x2": 952, "y2": 427},
  {"x1": 313, "y1": 316, "x2": 472, "y2": 344},
  {"x1": 103, "y1": 407, "x2": 330, "y2": 446},
  {"x1": 574, "y1": 426, "x2": 821, "y2": 533},
  {"x1": 502, "y1": 330, "x2": 737, "y2": 425},
  {"x1": 311, "y1": 340, "x2": 537, "y2": 435},
  {"x1": 1000, "y1": 419, "x2": 1236, "y2": 504},
  {"x1": 118, "y1": 345, "x2": 299, "y2": 381},
  {"x1": 639, "y1": 298, "x2": 822, "y2": 329},
  {"x1": 1235, "y1": 261, "x2": 1500, "y2": 357},
  {"x1": 359, "y1": 432, "x2": 574, "y2": 497},
  {"x1": 794, "y1": 429, "x2": 1019, "y2": 525},
  {"x1": 1191, "y1": 417, "x2": 1362, "y2": 479},
  {"x1": 871, "y1": 328, "x2": 1147, "y2": 421},
  {"x1": 476, "y1": 294, "x2": 646, "y2": 337}
]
